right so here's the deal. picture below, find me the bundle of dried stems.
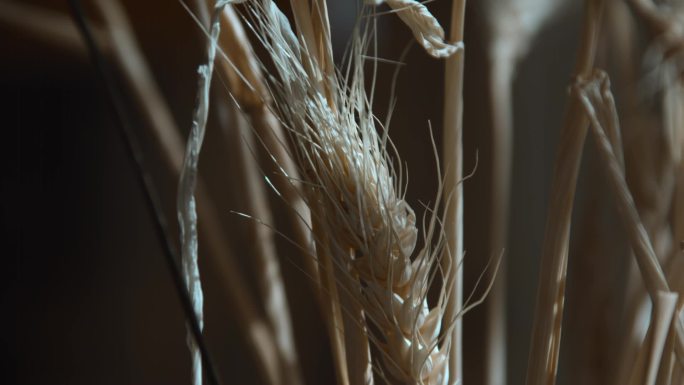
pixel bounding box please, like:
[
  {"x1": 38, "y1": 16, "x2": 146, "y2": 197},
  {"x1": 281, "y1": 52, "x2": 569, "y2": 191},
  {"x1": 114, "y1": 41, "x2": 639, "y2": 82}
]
[{"x1": 6, "y1": 0, "x2": 684, "y2": 384}]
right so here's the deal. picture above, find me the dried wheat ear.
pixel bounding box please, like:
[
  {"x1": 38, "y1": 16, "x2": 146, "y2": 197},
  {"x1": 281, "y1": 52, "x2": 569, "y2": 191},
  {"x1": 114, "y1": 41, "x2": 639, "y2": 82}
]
[{"x1": 226, "y1": 1, "x2": 465, "y2": 384}]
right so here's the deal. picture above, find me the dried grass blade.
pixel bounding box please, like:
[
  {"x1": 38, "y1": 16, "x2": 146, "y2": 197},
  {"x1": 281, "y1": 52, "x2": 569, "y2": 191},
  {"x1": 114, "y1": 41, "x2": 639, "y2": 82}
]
[
  {"x1": 380, "y1": 0, "x2": 462, "y2": 58},
  {"x1": 525, "y1": 2, "x2": 604, "y2": 385},
  {"x1": 93, "y1": 2, "x2": 280, "y2": 384},
  {"x1": 176, "y1": 2, "x2": 231, "y2": 383}
]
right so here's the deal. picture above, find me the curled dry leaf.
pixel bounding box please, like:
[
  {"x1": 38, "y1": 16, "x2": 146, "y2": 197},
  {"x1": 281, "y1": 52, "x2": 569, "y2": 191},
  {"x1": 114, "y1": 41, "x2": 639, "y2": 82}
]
[{"x1": 368, "y1": 0, "x2": 463, "y2": 58}]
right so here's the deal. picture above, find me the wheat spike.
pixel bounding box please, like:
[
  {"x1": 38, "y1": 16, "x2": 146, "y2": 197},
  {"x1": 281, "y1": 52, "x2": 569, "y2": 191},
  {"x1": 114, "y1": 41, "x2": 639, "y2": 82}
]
[{"x1": 235, "y1": 1, "x2": 456, "y2": 383}]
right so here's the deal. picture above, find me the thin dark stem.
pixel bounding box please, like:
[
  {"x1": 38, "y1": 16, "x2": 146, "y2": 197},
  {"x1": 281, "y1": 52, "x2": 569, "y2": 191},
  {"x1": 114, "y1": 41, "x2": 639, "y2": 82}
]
[{"x1": 66, "y1": 1, "x2": 221, "y2": 384}]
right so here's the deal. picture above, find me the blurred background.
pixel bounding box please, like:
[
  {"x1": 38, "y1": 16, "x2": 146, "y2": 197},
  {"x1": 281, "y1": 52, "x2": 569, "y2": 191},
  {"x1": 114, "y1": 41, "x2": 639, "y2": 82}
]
[{"x1": 5, "y1": 1, "x2": 675, "y2": 384}]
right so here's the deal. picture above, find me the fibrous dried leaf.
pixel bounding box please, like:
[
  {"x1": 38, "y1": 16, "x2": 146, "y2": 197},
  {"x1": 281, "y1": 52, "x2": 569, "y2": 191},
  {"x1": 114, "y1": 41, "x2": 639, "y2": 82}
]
[{"x1": 368, "y1": 0, "x2": 463, "y2": 58}]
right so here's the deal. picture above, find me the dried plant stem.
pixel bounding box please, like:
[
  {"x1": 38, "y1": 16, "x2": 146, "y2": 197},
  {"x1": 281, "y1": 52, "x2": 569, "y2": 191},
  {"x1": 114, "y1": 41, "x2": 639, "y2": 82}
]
[
  {"x1": 627, "y1": 292, "x2": 678, "y2": 385},
  {"x1": 312, "y1": 7, "x2": 373, "y2": 382},
  {"x1": 604, "y1": 3, "x2": 682, "y2": 381},
  {"x1": 564, "y1": 68, "x2": 625, "y2": 385},
  {"x1": 623, "y1": 1, "x2": 684, "y2": 377},
  {"x1": 93, "y1": 0, "x2": 185, "y2": 172},
  {"x1": 215, "y1": 5, "x2": 319, "y2": 294},
  {"x1": 524, "y1": 1, "x2": 604, "y2": 385},
  {"x1": 443, "y1": 1, "x2": 466, "y2": 383},
  {"x1": 250, "y1": 105, "x2": 318, "y2": 280},
  {"x1": 655, "y1": 317, "x2": 678, "y2": 385},
  {"x1": 92, "y1": 2, "x2": 281, "y2": 384},
  {"x1": 200, "y1": 5, "x2": 307, "y2": 384},
  {"x1": 335, "y1": 263, "x2": 373, "y2": 385},
  {"x1": 310, "y1": 0, "x2": 337, "y2": 104},
  {"x1": 216, "y1": 6, "x2": 372, "y2": 384},
  {"x1": 673, "y1": 365, "x2": 684, "y2": 385},
  {"x1": 312, "y1": 213, "x2": 351, "y2": 385},
  {"x1": 280, "y1": 2, "x2": 368, "y2": 383},
  {"x1": 565, "y1": 29, "x2": 635, "y2": 384},
  {"x1": 288, "y1": 0, "x2": 327, "y2": 99},
  {"x1": 562, "y1": 15, "x2": 634, "y2": 382},
  {"x1": 220, "y1": 101, "x2": 304, "y2": 385},
  {"x1": 218, "y1": 1, "x2": 352, "y2": 382},
  {"x1": 485, "y1": 40, "x2": 516, "y2": 385},
  {"x1": 574, "y1": 73, "x2": 684, "y2": 367}
]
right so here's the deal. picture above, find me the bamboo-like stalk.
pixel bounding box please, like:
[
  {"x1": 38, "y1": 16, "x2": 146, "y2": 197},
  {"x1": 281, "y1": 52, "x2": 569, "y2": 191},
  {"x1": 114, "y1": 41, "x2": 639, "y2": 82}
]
[
  {"x1": 91, "y1": 2, "x2": 281, "y2": 383},
  {"x1": 524, "y1": 1, "x2": 604, "y2": 385},
  {"x1": 443, "y1": 1, "x2": 467, "y2": 383}
]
